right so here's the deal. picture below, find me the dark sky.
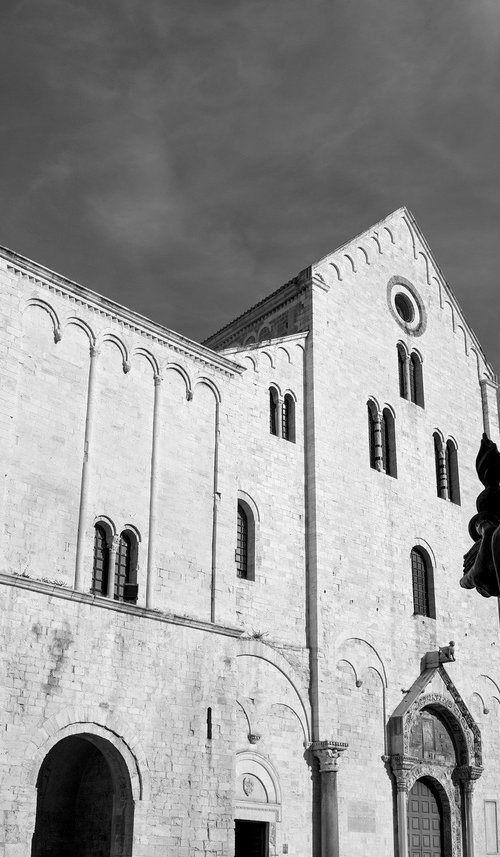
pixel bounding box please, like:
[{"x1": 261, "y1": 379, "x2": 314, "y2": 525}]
[{"x1": 1, "y1": 0, "x2": 499, "y2": 371}]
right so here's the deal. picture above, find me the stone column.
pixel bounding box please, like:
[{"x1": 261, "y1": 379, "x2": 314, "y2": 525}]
[
  {"x1": 75, "y1": 344, "x2": 100, "y2": 591},
  {"x1": 457, "y1": 764, "x2": 483, "y2": 857},
  {"x1": 437, "y1": 446, "x2": 449, "y2": 499},
  {"x1": 395, "y1": 782, "x2": 409, "y2": 857},
  {"x1": 312, "y1": 741, "x2": 348, "y2": 857},
  {"x1": 374, "y1": 414, "x2": 384, "y2": 472},
  {"x1": 391, "y1": 758, "x2": 413, "y2": 857},
  {"x1": 146, "y1": 373, "x2": 162, "y2": 609},
  {"x1": 108, "y1": 534, "x2": 120, "y2": 598}
]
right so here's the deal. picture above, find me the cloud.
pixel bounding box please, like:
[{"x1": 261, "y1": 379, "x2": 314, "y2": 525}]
[{"x1": 0, "y1": 0, "x2": 499, "y2": 370}]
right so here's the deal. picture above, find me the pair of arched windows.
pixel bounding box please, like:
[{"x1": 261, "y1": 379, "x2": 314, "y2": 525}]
[
  {"x1": 411, "y1": 547, "x2": 435, "y2": 618},
  {"x1": 367, "y1": 402, "x2": 397, "y2": 477},
  {"x1": 433, "y1": 434, "x2": 460, "y2": 504},
  {"x1": 269, "y1": 387, "x2": 295, "y2": 442},
  {"x1": 92, "y1": 524, "x2": 139, "y2": 603},
  {"x1": 397, "y1": 344, "x2": 424, "y2": 407},
  {"x1": 236, "y1": 499, "x2": 256, "y2": 581}
]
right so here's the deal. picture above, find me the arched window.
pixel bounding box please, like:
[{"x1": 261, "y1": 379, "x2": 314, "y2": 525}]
[
  {"x1": 397, "y1": 344, "x2": 408, "y2": 399},
  {"x1": 236, "y1": 504, "x2": 248, "y2": 579},
  {"x1": 409, "y1": 352, "x2": 424, "y2": 407},
  {"x1": 411, "y1": 547, "x2": 435, "y2": 618},
  {"x1": 446, "y1": 440, "x2": 460, "y2": 505},
  {"x1": 259, "y1": 327, "x2": 271, "y2": 342},
  {"x1": 236, "y1": 498, "x2": 256, "y2": 581},
  {"x1": 114, "y1": 531, "x2": 138, "y2": 603},
  {"x1": 92, "y1": 524, "x2": 109, "y2": 596},
  {"x1": 367, "y1": 401, "x2": 378, "y2": 470},
  {"x1": 282, "y1": 394, "x2": 295, "y2": 442},
  {"x1": 433, "y1": 433, "x2": 446, "y2": 499},
  {"x1": 269, "y1": 387, "x2": 279, "y2": 436},
  {"x1": 381, "y1": 408, "x2": 397, "y2": 477}
]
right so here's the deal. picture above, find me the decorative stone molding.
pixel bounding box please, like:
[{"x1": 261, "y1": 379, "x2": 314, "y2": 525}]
[
  {"x1": 389, "y1": 662, "x2": 483, "y2": 857},
  {"x1": 311, "y1": 740, "x2": 348, "y2": 773}
]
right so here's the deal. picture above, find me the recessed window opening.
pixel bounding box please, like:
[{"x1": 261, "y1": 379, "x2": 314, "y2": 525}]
[
  {"x1": 433, "y1": 433, "x2": 446, "y2": 499},
  {"x1": 381, "y1": 408, "x2": 397, "y2": 477},
  {"x1": 114, "y1": 532, "x2": 131, "y2": 600},
  {"x1": 367, "y1": 401, "x2": 378, "y2": 470},
  {"x1": 236, "y1": 498, "x2": 256, "y2": 581},
  {"x1": 395, "y1": 292, "x2": 415, "y2": 323},
  {"x1": 411, "y1": 547, "x2": 435, "y2": 618},
  {"x1": 446, "y1": 440, "x2": 461, "y2": 505},
  {"x1": 236, "y1": 504, "x2": 248, "y2": 578},
  {"x1": 269, "y1": 387, "x2": 279, "y2": 436},
  {"x1": 282, "y1": 394, "x2": 295, "y2": 442},
  {"x1": 92, "y1": 524, "x2": 110, "y2": 596},
  {"x1": 409, "y1": 352, "x2": 424, "y2": 407},
  {"x1": 397, "y1": 345, "x2": 407, "y2": 399},
  {"x1": 207, "y1": 707, "x2": 212, "y2": 740}
]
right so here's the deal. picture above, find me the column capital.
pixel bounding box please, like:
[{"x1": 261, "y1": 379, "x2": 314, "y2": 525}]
[
  {"x1": 89, "y1": 344, "x2": 100, "y2": 358},
  {"x1": 455, "y1": 764, "x2": 483, "y2": 788},
  {"x1": 311, "y1": 740, "x2": 348, "y2": 773},
  {"x1": 390, "y1": 754, "x2": 417, "y2": 793}
]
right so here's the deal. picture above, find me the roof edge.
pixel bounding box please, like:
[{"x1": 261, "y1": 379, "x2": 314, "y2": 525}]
[{"x1": 0, "y1": 244, "x2": 244, "y2": 376}]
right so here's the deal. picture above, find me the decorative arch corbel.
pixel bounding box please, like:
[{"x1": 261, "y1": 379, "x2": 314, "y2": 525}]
[
  {"x1": 24, "y1": 297, "x2": 62, "y2": 343},
  {"x1": 162, "y1": 362, "x2": 193, "y2": 400},
  {"x1": 192, "y1": 376, "x2": 222, "y2": 403},
  {"x1": 130, "y1": 346, "x2": 160, "y2": 378},
  {"x1": 63, "y1": 316, "x2": 96, "y2": 346},
  {"x1": 99, "y1": 332, "x2": 130, "y2": 373}
]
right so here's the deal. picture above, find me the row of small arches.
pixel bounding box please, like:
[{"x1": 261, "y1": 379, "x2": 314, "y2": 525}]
[
  {"x1": 24, "y1": 298, "x2": 225, "y2": 401},
  {"x1": 367, "y1": 401, "x2": 460, "y2": 502}
]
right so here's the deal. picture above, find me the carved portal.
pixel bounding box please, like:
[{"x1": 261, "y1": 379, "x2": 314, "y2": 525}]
[{"x1": 389, "y1": 680, "x2": 482, "y2": 857}]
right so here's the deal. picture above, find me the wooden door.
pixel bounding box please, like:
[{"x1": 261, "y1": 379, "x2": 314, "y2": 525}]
[{"x1": 408, "y1": 779, "x2": 443, "y2": 857}]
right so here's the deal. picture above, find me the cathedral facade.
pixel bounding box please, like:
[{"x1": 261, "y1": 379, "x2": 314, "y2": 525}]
[{"x1": 0, "y1": 207, "x2": 499, "y2": 857}]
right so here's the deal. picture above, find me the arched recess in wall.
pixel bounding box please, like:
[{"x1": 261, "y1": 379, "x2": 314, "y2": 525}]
[
  {"x1": 6, "y1": 303, "x2": 89, "y2": 586},
  {"x1": 236, "y1": 641, "x2": 311, "y2": 744},
  {"x1": 153, "y1": 371, "x2": 216, "y2": 619},
  {"x1": 24, "y1": 297, "x2": 61, "y2": 342},
  {"x1": 31, "y1": 731, "x2": 136, "y2": 857},
  {"x1": 235, "y1": 751, "x2": 282, "y2": 822},
  {"x1": 335, "y1": 637, "x2": 388, "y2": 755},
  {"x1": 63, "y1": 316, "x2": 96, "y2": 347},
  {"x1": 276, "y1": 346, "x2": 291, "y2": 363},
  {"x1": 26, "y1": 714, "x2": 148, "y2": 802},
  {"x1": 91, "y1": 340, "x2": 154, "y2": 569}
]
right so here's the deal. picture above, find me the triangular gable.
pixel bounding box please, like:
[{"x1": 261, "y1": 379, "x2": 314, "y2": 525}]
[{"x1": 313, "y1": 206, "x2": 496, "y2": 383}]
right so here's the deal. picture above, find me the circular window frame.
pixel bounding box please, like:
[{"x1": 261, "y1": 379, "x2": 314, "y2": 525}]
[{"x1": 387, "y1": 276, "x2": 426, "y2": 336}]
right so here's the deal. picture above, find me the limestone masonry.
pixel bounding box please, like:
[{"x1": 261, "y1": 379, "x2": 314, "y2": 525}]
[{"x1": 1, "y1": 207, "x2": 499, "y2": 857}]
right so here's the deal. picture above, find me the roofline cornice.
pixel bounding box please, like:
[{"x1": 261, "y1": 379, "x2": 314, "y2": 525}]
[
  {"x1": 203, "y1": 267, "x2": 311, "y2": 346},
  {"x1": 0, "y1": 245, "x2": 243, "y2": 377}
]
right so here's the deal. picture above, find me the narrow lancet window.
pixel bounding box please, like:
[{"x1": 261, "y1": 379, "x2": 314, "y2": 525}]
[
  {"x1": 411, "y1": 547, "x2": 435, "y2": 618},
  {"x1": 92, "y1": 524, "x2": 109, "y2": 596}
]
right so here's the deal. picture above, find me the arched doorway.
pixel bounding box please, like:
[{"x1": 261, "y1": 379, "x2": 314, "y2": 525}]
[
  {"x1": 408, "y1": 778, "x2": 443, "y2": 857},
  {"x1": 31, "y1": 734, "x2": 134, "y2": 857},
  {"x1": 234, "y1": 752, "x2": 281, "y2": 857}
]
